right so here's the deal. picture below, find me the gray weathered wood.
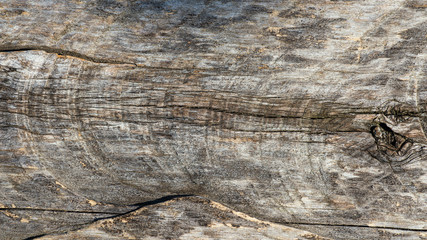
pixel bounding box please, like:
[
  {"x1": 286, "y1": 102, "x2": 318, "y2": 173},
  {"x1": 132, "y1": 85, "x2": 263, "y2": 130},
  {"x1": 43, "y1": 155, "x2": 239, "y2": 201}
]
[
  {"x1": 0, "y1": 0, "x2": 426, "y2": 239},
  {"x1": 37, "y1": 196, "x2": 332, "y2": 240}
]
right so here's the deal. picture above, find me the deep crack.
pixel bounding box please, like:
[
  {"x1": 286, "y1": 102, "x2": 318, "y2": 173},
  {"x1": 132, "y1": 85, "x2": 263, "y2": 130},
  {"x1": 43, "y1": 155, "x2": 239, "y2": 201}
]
[
  {"x1": 19, "y1": 194, "x2": 427, "y2": 239},
  {"x1": 23, "y1": 195, "x2": 194, "y2": 240}
]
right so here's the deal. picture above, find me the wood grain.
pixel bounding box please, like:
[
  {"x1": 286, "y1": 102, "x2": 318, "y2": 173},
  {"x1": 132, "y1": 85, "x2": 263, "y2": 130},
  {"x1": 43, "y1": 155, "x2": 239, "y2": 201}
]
[{"x1": 0, "y1": 0, "x2": 426, "y2": 239}]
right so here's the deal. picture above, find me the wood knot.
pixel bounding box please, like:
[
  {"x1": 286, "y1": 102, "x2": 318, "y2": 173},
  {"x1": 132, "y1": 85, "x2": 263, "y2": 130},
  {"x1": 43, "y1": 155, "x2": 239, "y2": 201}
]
[
  {"x1": 369, "y1": 122, "x2": 424, "y2": 171},
  {"x1": 370, "y1": 123, "x2": 413, "y2": 157}
]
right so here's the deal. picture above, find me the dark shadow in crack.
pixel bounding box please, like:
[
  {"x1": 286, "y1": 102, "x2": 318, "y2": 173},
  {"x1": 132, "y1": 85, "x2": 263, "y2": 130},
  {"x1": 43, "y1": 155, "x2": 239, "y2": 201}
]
[
  {"x1": 23, "y1": 194, "x2": 194, "y2": 240},
  {"x1": 93, "y1": 194, "x2": 195, "y2": 222},
  {"x1": 24, "y1": 233, "x2": 48, "y2": 240}
]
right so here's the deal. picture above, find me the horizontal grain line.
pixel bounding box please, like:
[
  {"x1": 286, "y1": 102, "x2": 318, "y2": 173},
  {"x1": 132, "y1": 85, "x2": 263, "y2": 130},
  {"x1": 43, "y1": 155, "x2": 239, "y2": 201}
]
[
  {"x1": 0, "y1": 45, "x2": 136, "y2": 65},
  {"x1": 0, "y1": 208, "x2": 121, "y2": 215},
  {"x1": 0, "y1": 45, "x2": 216, "y2": 72},
  {"x1": 284, "y1": 221, "x2": 426, "y2": 232}
]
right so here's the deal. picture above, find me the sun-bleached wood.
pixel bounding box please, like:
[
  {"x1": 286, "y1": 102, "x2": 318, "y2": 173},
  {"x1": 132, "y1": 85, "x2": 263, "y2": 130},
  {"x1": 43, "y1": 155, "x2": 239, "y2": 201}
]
[{"x1": 0, "y1": 0, "x2": 426, "y2": 239}]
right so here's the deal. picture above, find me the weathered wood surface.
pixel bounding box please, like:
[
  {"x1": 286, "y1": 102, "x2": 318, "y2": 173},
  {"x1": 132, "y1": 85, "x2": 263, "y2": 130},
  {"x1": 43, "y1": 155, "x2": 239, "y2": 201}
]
[
  {"x1": 0, "y1": 0, "x2": 426, "y2": 239},
  {"x1": 37, "y1": 196, "x2": 331, "y2": 240}
]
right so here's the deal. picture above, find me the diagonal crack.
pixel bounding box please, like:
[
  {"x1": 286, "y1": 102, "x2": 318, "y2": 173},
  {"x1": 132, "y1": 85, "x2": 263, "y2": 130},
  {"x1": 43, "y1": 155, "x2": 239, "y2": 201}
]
[
  {"x1": 24, "y1": 234, "x2": 48, "y2": 240},
  {"x1": 93, "y1": 194, "x2": 195, "y2": 222},
  {"x1": 23, "y1": 194, "x2": 426, "y2": 240},
  {"x1": 23, "y1": 194, "x2": 194, "y2": 240}
]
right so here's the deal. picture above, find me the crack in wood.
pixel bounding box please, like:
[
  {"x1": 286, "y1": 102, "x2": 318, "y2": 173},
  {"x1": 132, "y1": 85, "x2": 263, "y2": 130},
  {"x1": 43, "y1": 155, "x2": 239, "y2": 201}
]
[
  {"x1": 0, "y1": 45, "x2": 136, "y2": 66},
  {"x1": 22, "y1": 195, "x2": 194, "y2": 240},
  {"x1": 285, "y1": 222, "x2": 427, "y2": 232},
  {"x1": 23, "y1": 195, "x2": 427, "y2": 240},
  {"x1": 0, "y1": 45, "x2": 215, "y2": 72}
]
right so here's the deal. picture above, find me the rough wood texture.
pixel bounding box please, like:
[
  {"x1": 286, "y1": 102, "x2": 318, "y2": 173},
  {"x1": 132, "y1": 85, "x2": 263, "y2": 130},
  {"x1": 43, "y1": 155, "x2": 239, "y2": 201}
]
[
  {"x1": 0, "y1": 0, "x2": 426, "y2": 239},
  {"x1": 37, "y1": 196, "x2": 331, "y2": 240}
]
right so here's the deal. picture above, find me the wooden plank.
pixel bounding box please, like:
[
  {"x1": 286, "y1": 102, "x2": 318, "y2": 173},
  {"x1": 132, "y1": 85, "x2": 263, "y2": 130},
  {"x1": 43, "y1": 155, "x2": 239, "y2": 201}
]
[{"x1": 0, "y1": 0, "x2": 426, "y2": 239}]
